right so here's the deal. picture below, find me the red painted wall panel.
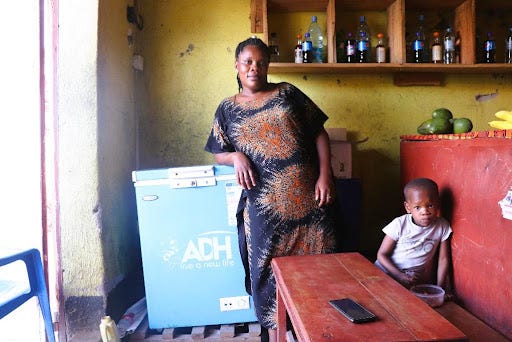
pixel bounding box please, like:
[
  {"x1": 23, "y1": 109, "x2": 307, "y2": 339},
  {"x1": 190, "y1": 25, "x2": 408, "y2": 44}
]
[{"x1": 400, "y1": 134, "x2": 512, "y2": 339}]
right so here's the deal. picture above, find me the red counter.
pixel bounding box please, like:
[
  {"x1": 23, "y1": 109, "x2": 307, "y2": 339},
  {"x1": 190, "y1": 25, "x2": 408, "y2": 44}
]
[{"x1": 400, "y1": 130, "x2": 512, "y2": 339}]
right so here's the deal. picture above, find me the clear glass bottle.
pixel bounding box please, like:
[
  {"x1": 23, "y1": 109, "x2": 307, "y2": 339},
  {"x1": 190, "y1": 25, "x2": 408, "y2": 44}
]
[
  {"x1": 308, "y1": 16, "x2": 324, "y2": 63},
  {"x1": 302, "y1": 32, "x2": 313, "y2": 63},
  {"x1": 443, "y1": 26, "x2": 455, "y2": 64},
  {"x1": 482, "y1": 32, "x2": 496, "y2": 63},
  {"x1": 356, "y1": 16, "x2": 371, "y2": 63},
  {"x1": 505, "y1": 27, "x2": 512, "y2": 63},
  {"x1": 431, "y1": 31, "x2": 442, "y2": 64},
  {"x1": 294, "y1": 34, "x2": 303, "y2": 64},
  {"x1": 376, "y1": 33, "x2": 386, "y2": 63},
  {"x1": 269, "y1": 32, "x2": 279, "y2": 62}
]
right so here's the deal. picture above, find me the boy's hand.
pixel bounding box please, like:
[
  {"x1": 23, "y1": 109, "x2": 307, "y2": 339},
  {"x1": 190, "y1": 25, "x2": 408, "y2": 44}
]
[
  {"x1": 444, "y1": 292, "x2": 455, "y2": 301},
  {"x1": 398, "y1": 271, "x2": 418, "y2": 288}
]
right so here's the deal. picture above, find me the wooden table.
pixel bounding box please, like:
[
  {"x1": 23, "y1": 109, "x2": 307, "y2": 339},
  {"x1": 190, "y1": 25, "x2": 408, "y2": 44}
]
[{"x1": 271, "y1": 253, "x2": 467, "y2": 342}]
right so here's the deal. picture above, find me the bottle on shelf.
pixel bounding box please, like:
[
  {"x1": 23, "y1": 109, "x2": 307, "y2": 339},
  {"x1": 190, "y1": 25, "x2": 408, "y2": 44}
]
[
  {"x1": 482, "y1": 32, "x2": 496, "y2": 63},
  {"x1": 455, "y1": 31, "x2": 461, "y2": 64},
  {"x1": 345, "y1": 32, "x2": 356, "y2": 63},
  {"x1": 412, "y1": 30, "x2": 425, "y2": 63},
  {"x1": 356, "y1": 15, "x2": 371, "y2": 63},
  {"x1": 294, "y1": 34, "x2": 303, "y2": 64},
  {"x1": 336, "y1": 30, "x2": 346, "y2": 63},
  {"x1": 308, "y1": 16, "x2": 324, "y2": 63},
  {"x1": 414, "y1": 14, "x2": 428, "y2": 63},
  {"x1": 376, "y1": 33, "x2": 386, "y2": 63},
  {"x1": 302, "y1": 32, "x2": 313, "y2": 63},
  {"x1": 506, "y1": 26, "x2": 512, "y2": 64},
  {"x1": 269, "y1": 32, "x2": 280, "y2": 63},
  {"x1": 443, "y1": 26, "x2": 456, "y2": 64},
  {"x1": 431, "y1": 31, "x2": 442, "y2": 64}
]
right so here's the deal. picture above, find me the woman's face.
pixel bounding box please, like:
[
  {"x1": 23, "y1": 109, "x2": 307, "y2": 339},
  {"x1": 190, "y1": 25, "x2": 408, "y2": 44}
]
[{"x1": 235, "y1": 45, "x2": 269, "y2": 93}]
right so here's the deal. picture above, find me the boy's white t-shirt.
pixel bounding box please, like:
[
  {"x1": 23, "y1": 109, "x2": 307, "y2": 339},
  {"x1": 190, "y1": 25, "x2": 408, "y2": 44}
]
[{"x1": 382, "y1": 213, "x2": 452, "y2": 278}]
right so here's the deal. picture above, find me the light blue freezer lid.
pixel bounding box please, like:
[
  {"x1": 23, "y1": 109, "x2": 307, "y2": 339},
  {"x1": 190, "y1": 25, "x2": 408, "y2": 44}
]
[{"x1": 132, "y1": 164, "x2": 235, "y2": 183}]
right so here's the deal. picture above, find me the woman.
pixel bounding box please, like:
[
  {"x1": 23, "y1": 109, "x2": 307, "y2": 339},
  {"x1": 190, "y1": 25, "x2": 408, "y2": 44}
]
[{"x1": 205, "y1": 37, "x2": 336, "y2": 341}]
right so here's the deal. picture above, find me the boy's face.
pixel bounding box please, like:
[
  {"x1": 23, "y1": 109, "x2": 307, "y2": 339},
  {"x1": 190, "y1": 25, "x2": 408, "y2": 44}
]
[{"x1": 404, "y1": 186, "x2": 440, "y2": 227}]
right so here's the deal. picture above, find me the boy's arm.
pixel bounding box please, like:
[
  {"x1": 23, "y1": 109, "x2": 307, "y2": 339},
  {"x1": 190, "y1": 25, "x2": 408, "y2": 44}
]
[
  {"x1": 437, "y1": 239, "x2": 451, "y2": 290},
  {"x1": 377, "y1": 235, "x2": 412, "y2": 285}
]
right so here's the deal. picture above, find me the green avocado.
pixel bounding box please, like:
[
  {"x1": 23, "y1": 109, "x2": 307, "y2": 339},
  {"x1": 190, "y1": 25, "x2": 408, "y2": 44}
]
[
  {"x1": 453, "y1": 118, "x2": 473, "y2": 133},
  {"x1": 417, "y1": 118, "x2": 453, "y2": 135},
  {"x1": 432, "y1": 108, "x2": 453, "y2": 120}
]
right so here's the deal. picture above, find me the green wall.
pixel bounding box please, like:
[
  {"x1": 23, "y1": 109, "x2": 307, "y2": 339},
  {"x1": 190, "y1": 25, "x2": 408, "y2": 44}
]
[{"x1": 138, "y1": 0, "x2": 512, "y2": 254}]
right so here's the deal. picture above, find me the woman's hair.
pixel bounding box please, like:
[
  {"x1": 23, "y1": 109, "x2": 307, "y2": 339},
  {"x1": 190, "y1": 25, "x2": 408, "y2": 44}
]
[
  {"x1": 235, "y1": 37, "x2": 270, "y2": 92},
  {"x1": 235, "y1": 37, "x2": 270, "y2": 61}
]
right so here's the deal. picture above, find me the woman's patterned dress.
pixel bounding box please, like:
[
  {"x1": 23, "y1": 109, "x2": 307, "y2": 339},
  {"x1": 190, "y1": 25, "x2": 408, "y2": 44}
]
[{"x1": 205, "y1": 82, "x2": 336, "y2": 329}]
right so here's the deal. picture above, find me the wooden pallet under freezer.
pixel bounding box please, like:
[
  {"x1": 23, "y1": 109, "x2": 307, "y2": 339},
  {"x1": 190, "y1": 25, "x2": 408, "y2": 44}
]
[{"x1": 127, "y1": 317, "x2": 261, "y2": 341}]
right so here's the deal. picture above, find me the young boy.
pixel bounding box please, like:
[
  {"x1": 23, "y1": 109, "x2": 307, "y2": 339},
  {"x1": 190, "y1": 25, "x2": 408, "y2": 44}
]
[{"x1": 376, "y1": 178, "x2": 452, "y2": 290}]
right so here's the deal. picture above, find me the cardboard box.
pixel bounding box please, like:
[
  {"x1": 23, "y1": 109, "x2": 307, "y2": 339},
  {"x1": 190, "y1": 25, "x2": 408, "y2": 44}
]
[
  {"x1": 326, "y1": 128, "x2": 347, "y2": 141},
  {"x1": 330, "y1": 141, "x2": 352, "y2": 179}
]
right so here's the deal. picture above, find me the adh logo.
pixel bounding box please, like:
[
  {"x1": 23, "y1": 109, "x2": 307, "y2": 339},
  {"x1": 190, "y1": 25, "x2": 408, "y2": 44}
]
[{"x1": 182, "y1": 231, "x2": 234, "y2": 263}]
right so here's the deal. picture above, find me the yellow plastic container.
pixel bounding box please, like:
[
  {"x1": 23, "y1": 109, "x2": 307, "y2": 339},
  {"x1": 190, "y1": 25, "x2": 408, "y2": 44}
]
[{"x1": 99, "y1": 316, "x2": 120, "y2": 342}]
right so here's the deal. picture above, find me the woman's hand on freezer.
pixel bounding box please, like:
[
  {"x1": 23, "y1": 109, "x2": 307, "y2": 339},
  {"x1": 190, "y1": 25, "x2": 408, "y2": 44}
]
[{"x1": 233, "y1": 152, "x2": 257, "y2": 189}]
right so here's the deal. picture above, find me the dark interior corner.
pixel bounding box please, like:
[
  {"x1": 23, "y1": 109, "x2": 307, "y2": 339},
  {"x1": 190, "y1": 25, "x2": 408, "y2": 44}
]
[{"x1": 106, "y1": 268, "x2": 146, "y2": 322}]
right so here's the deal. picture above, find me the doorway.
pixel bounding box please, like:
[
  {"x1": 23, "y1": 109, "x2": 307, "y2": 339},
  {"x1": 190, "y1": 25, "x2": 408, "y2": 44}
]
[{"x1": 0, "y1": 1, "x2": 59, "y2": 341}]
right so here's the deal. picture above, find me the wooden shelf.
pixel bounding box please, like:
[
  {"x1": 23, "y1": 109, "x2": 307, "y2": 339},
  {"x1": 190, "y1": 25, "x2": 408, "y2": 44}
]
[
  {"x1": 251, "y1": 0, "x2": 512, "y2": 80},
  {"x1": 269, "y1": 63, "x2": 512, "y2": 74},
  {"x1": 267, "y1": 0, "x2": 330, "y2": 12},
  {"x1": 264, "y1": 0, "x2": 512, "y2": 12},
  {"x1": 268, "y1": 0, "x2": 395, "y2": 12}
]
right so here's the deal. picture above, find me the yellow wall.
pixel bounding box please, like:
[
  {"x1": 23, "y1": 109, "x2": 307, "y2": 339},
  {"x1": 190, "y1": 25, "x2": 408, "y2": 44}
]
[
  {"x1": 98, "y1": 0, "x2": 140, "y2": 289},
  {"x1": 59, "y1": 0, "x2": 139, "y2": 339},
  {"x1": 59, "y1": 0, "x2": 102, "y2": 295},
  {"x1": 138, "y1": 0, "x2": 512, "y2": 253}
]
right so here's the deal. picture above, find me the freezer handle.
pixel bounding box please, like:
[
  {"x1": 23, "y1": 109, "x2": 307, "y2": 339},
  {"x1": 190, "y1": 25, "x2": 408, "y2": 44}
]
[
  {"x1": 168, "y1": 165, "x2": 214, "y2": 179},
  {"x1": 170, "y1": 177, "x2": 216, "y2": 188}
]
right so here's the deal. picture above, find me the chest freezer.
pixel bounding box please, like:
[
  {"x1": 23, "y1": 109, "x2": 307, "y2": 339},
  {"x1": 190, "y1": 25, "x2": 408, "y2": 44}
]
[{"x1": 132, "y1": 165, "x2": 256, "y2": 329}]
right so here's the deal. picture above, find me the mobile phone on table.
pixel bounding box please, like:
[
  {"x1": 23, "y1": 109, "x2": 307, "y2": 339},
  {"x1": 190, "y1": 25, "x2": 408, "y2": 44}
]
[{"x1": 329, "y1": 298, "x2": 376, "y2": 323}]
